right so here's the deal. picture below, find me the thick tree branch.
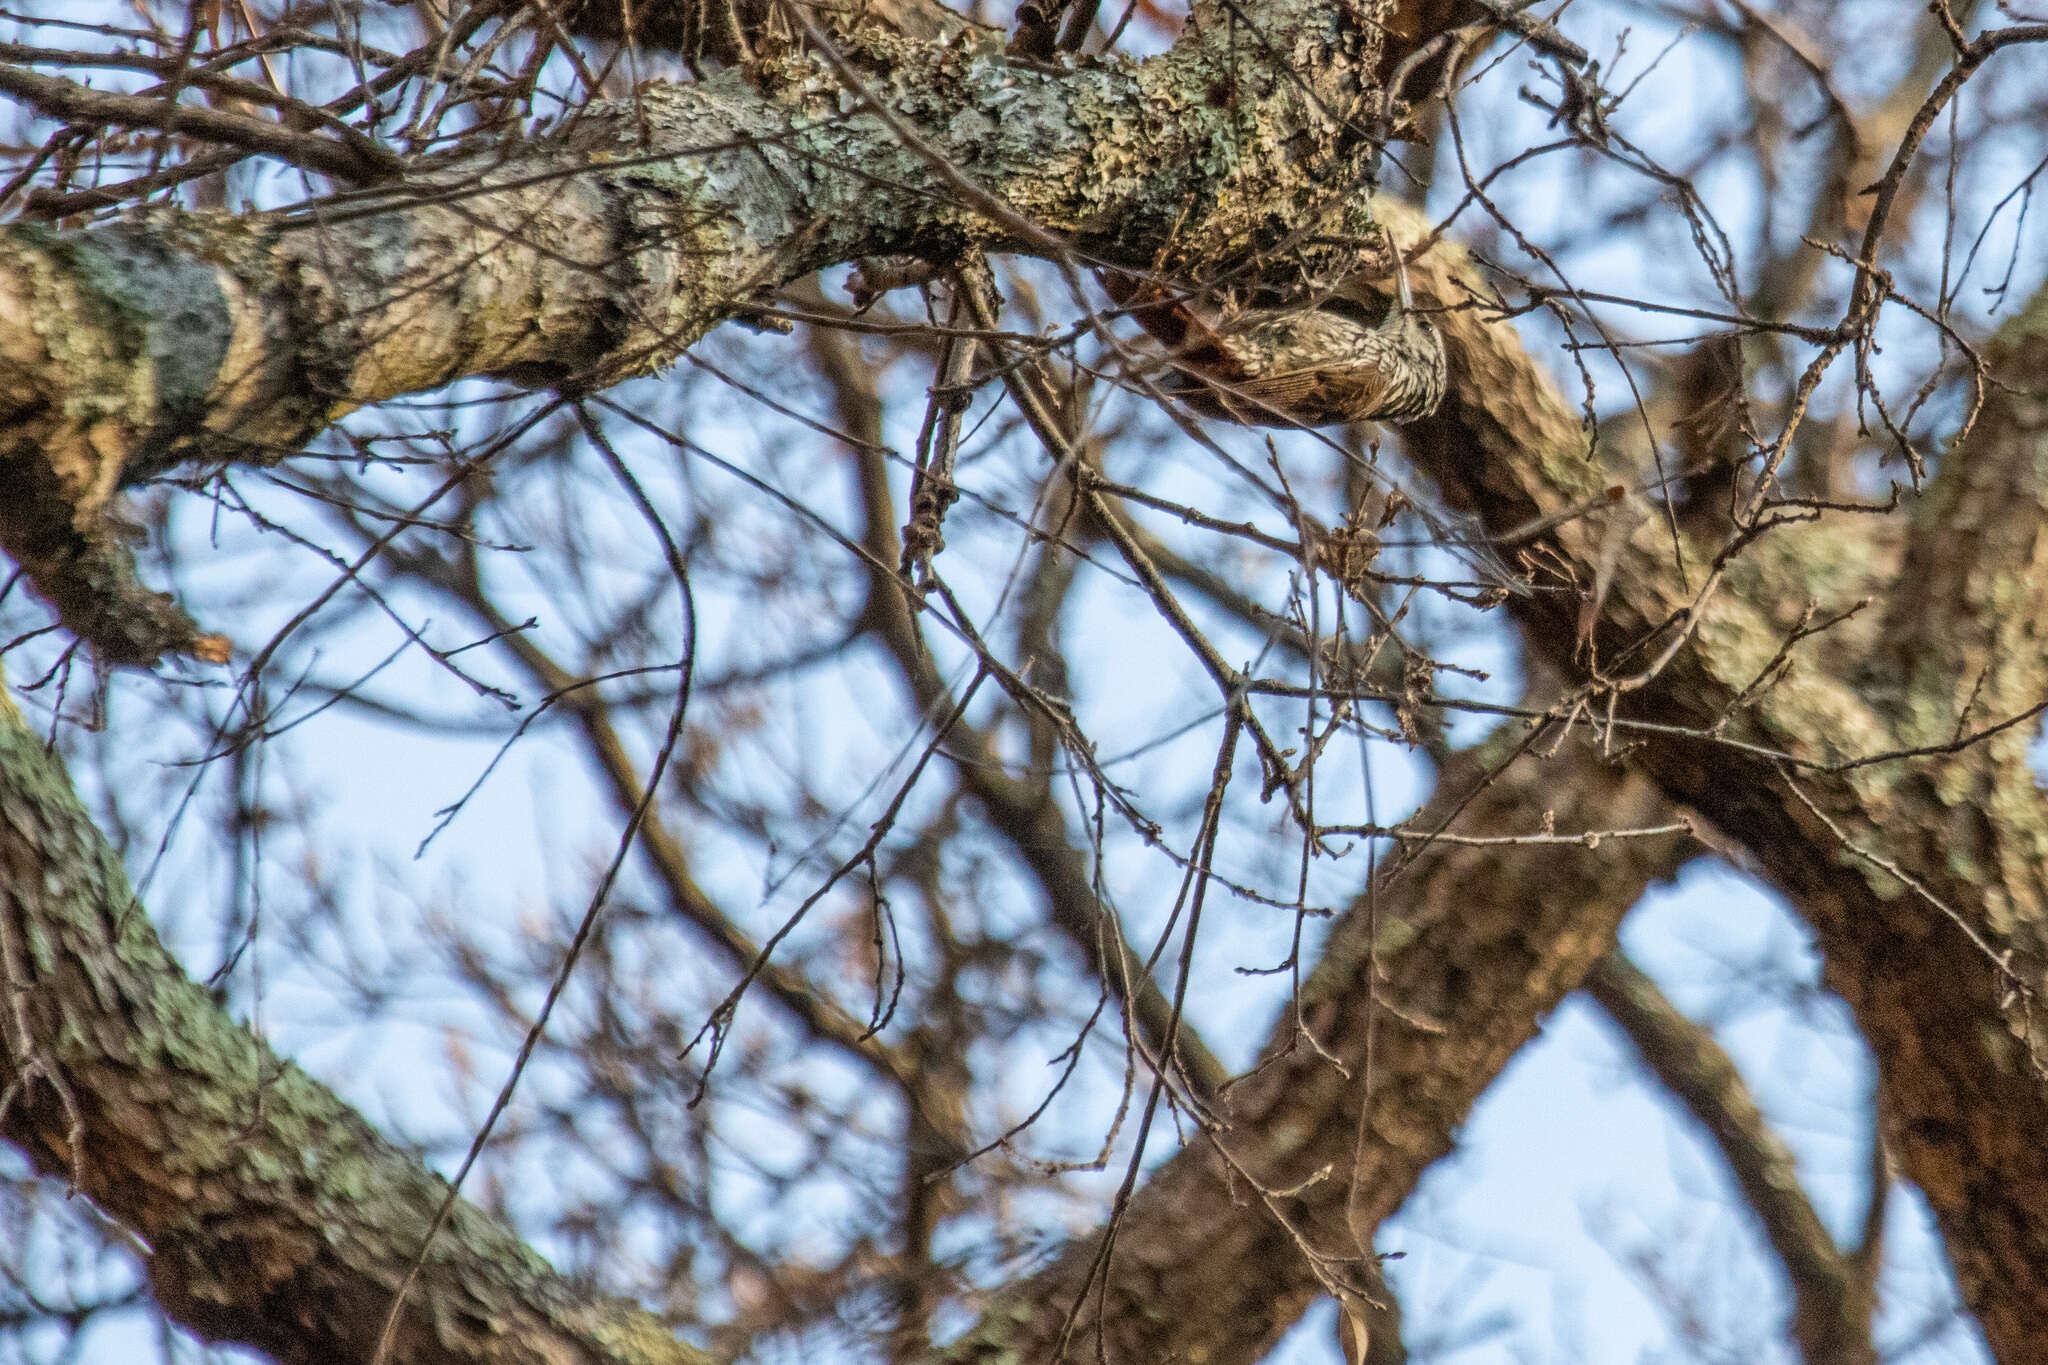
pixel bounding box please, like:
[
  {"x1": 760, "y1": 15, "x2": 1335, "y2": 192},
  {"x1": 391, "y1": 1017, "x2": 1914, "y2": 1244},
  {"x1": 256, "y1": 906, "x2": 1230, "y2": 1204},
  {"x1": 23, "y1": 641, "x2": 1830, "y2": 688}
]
[
  {"x1": 1372, "y1": 157, "x2": 2048, "y2": 1354},
  {"x1": 1876, "y1": 296, "x2": 2048, "y2": 763},
  {"x1": 5, "y1": 4, "x2": 2042, "y2": 1362},
  {"x1": 0, "y1": 0, "x2": 1386, "y2": 663},
  {"x1": 935, "y1": 718, "x2": 1698, "y2": 1365},
  {"x1": 0, "y1": 686, "x2": 709, "y2": 1365}
]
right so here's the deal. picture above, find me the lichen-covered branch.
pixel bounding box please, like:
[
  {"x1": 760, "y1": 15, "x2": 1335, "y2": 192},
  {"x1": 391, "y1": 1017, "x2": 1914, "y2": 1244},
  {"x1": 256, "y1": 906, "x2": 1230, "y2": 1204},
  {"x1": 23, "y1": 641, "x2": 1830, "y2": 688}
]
[
  {"x1": 0, "y1": 0, "x2": 1386, "y2": 663},
  {"x1": 1374, "y1": 173, "x2": 2048, "y2": 1356},
  {"x1": 0, "y1": 686, "x2": 710, "y2": 1365}
]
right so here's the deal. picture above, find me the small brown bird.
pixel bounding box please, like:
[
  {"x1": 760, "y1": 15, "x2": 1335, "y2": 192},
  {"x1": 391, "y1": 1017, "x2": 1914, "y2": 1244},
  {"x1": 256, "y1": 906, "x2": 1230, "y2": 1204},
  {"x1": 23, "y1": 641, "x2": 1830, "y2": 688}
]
[{"x1": 1111, "y1": 256, "x2": 1448, "y2": 428}]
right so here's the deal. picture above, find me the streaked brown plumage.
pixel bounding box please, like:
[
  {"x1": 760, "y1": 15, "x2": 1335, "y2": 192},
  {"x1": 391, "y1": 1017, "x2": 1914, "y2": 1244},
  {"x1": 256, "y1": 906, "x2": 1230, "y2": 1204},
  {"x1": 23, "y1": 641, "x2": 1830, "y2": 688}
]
[{"x1": 1110, "y1": 258, "x2": 1448, "y2": 428}]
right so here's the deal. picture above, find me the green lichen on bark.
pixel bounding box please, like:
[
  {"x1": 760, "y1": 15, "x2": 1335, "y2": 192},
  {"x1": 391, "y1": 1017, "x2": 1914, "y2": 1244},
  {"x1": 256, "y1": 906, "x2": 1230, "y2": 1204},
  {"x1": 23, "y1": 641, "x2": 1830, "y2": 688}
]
[
  {"x1": 0, "y1": 684, "x2": 711, "y2": 1365},
  {"x1": 0, "y1": 0, "x2": 1399, "y2": 667}
]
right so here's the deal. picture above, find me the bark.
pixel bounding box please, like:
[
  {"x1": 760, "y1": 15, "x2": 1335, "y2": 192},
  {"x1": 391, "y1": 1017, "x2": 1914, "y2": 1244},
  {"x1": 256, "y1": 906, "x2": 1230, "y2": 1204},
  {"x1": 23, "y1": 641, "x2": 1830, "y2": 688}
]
[
  {"x1": 0, "y1": 625, "x2": 1708, "y2": 1365},
  {"x1": 1369, "y1": 189, "x2": 2048, "y2": 1358},
  {"x1": 934, "y1": 721, "x2": 1697, "y2": 1365},
  {"x1": 0, "y1": 0, "x2": 1385, "y2": 661},
  {"x1": 3, "y1": 2, "x2": 2046, "y2": 1362},
  {"x1": 0, "y1": 688, "x2": 710, "y2": 1365}
]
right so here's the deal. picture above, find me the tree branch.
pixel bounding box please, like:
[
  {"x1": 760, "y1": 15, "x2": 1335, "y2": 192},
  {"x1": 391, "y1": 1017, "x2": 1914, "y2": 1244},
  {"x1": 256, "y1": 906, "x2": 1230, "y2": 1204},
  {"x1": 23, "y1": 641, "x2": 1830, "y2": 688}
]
[
  {"x1": 1373, "y1": 152, "x2": 2048, "y2": 1353},
  {"x1": 0, "y1": 0, "x2": 1388, "y2": 663},
  {"x1": 1586, "y1": 950, "x2": 1878, "y2": 1365},
  {"x1": 934, "y1": 715, "x2": 1698, "y2": 1365},
  {"x1": 0, "y1": 685, "x2": 710, "y2": 1365}
]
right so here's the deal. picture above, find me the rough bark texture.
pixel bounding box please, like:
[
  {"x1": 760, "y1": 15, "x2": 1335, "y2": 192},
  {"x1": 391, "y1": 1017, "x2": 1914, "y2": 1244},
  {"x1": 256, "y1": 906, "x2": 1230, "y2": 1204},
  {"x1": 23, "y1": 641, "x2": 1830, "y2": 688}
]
[
  {"x1": 0, "y1": 0, "x2": 1383, "y2": 660},
  {"x1": 0, "y1": 690, "x2": 711, "y2": 1365},
  {"x1": 3, "y1": 2, "x2": 2047, "y2": 1363},
  {"x1": 935, "y1": 728, "x2": 1696, "y2": 1365},
  {"x1": 1373, "y1": 197, "x2": 2048, "y2": 1361},
  {"x1": 0, "y1": 645, "x2": 1702, "y2": 1365}
]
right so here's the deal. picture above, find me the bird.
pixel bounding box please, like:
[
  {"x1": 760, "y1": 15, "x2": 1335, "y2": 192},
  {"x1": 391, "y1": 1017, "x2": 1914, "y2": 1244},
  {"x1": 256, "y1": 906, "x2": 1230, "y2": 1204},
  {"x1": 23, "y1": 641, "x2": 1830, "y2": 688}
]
[{"x1": 1109, "y1": 253, "x2": 1448, "y2": 428}]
